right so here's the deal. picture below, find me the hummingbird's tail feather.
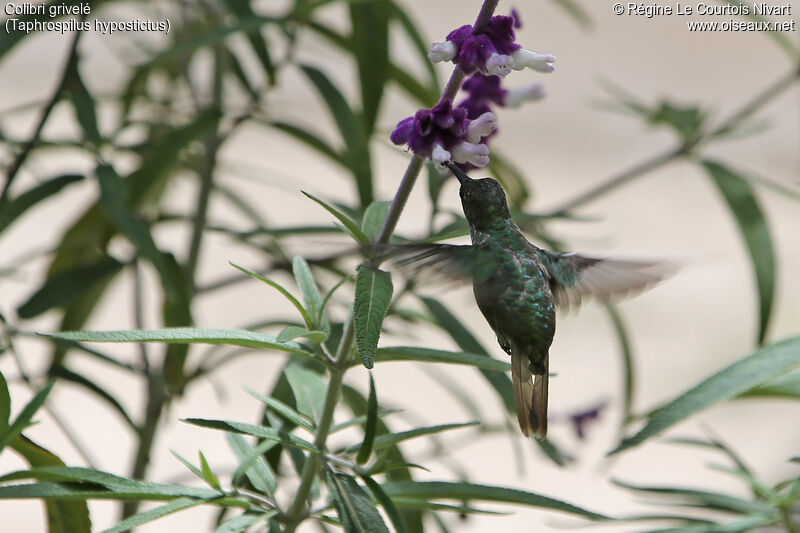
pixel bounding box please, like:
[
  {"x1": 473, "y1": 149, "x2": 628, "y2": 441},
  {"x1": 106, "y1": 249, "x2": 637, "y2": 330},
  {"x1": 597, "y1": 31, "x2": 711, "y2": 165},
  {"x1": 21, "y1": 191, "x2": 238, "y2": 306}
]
[{"x1": 511, "y1": 350, "x2": 548, "y2": 438}]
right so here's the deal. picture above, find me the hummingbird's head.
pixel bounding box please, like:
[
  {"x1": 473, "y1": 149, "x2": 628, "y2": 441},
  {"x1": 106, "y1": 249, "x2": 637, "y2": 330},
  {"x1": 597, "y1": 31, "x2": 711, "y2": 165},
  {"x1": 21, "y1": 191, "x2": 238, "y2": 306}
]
[{"x1": 444, "y1": 162, "x2": 511, "y2": 228}]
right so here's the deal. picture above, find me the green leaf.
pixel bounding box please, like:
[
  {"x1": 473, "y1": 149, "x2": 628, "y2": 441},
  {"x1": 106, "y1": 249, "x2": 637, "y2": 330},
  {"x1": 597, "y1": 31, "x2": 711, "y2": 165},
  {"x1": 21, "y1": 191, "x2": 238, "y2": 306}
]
[
  {"x1": 0, "y1": 174, "x2": 83, "y2": 234},
  {"x1": 350, "y1": 0, "x2": 390, "y2": 134},
  {"x1": 183, "y1": 419, "x2": 318, "y2": 453},
  {"x1": 360, "y1": 201, "x2": 391, "y2": 242},
  {"x1": 10, "y1": 436, "x2": 91, "y2": 533},
  {"x1": 739, "y1": 371, "x2": 800, "y2": 399},
  {"x1": 356, "y1": 374, "x2": 378, "y2": 465},
  {"x1": 487, "y1": 151, "x2": 530, "y2": 209},
  {"x1": 42, "y1": 328, "x2": 313, "y2": 358},
  {"x1": 230, "y1": 263, "x2": 312, "y2": 329},
  {"x1": 171, "y1": 450, "x2": 204, "y2": 481},
  {"x1": 300, "y1": 64, "x2": 373, "y2": 206},
  {"x1": 276, "y1": 326, "x2": 328, "y2": 344},
  {"x1": 605, "y1": 304, "x2": 635, "y2": 424},
  {"x1": 293, "y1": 256, "x2": 328, "y2": 332},
  {"x1": 245, "y1": 388, "x2": 314, "y2": 432},
  {"x1": 389, "y1": 2, "x2": 439, "y2": 96},
  {"x1": 198, "y1": 451, "x2": 221, "y2": 489},
  {"x1": 703, "y1": 160, "x2": 775, "y2": 344},
  {"x1": 17, "y1": 257, "x2": 124, "y2": 318},
  {"x1": 214, "y1": 512, "x2": 275, "y2": 533},
  {"x1": 269, "y1": 121, "x2": 348, "y2": 167},
  {"x1": 380, "y1": 481, "x2": 609, "y2": 520},
  {"x1": 348, "y1": 422, "x2": 477, "y2": 453},
  {"x1": 0, "y1": 370, "x2": 9, "y2": 436},
  {"x1": 325, "y1": 471, "x2": 390, "y2": 533},
  {"x1": 0, "y1": 381, "x2": 54, "y2": 454},
  {"x1": 223, "y1": 2, "x2": 276, "y2": 85},
  {"x1": 613, "y1": 480, "x2": 773, "y2": 515},
  {"x1": 284, "y1": 363, "x2": 327, "y2": 424},
  {"x1": 610, "y1": 335, "x2": 800, "y2": 455},
  {"x1": 374, "y1": 346, "x2": 510, "y2": 372},
  {"x1": 48, "y1": 365, "x2": 137, "y2": 430},
  {"x1": 360, "y1": 474, "x2": 406, "y2": 533},
  {"x1": 354, "y1": 265, "x2": 393, "y2": 368},
  {"x1": 66, "y1": 66, "x2": 101, "y2": 145},
  {"x1": 302, "y1": 191, "x2": 369, "y2": 243},
  {"x1": 226, "y1": 433, "x2": 277, "y2": 496},
  {"x1": 100, "y1": 497, "x2": 207, "y2": 533}
]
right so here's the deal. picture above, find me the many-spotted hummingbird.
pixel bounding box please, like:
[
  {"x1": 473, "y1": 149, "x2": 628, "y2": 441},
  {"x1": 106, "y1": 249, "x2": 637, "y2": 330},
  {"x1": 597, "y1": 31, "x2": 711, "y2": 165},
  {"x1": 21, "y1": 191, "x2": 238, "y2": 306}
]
[{"x1": 398, "y1": 161, "x2": 670, "y2": 438}]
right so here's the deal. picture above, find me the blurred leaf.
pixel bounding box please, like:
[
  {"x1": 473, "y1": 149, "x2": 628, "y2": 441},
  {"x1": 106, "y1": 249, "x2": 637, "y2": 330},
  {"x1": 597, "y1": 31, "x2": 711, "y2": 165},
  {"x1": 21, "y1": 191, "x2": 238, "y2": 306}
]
[
  {"x1": 0, "y1": 174, "x2": 83, "y2": 234},
  {"x1": 719, "y1": 0, "x2": 799, "y2": 59},
  {"x1": 284, "y1": 363, "x2": 327, "y2": 424},
  {"x1": 354, "y1": 265, "x2": 394, "y2": 368},
  {"x1": 605, "y1": 304, "x2": 635, "y2": 425},
  {"x1": 739, "y1": 371, "x2": 800, "y2": 399},
  {"x1": 487, "y1": 151, "x2": 530, "y2": 209},
  {"x1": 214, "y1": 512, "x2": 274, "y2": 533},
  {"x1": 611, "y1": 334, "x2": 800, "y2": 455},
  {"x1": 350, "y1": 0, "x2": 390, "y2": 133},
  {"x1": 613, "y1": 480, "x2": 773, "y2": 515},
  {"x1": 348, "y1": 422, "x2": 478, "y2": 453},
  {"x1": 101, "y1": 497, "x2": 206, "y2": 533},
  {"x1": 270, "y1": 121, "x2": 348, "y2": 167},
  {"x1": 325, "y1": 471, "x2": 390, "y2": 533},
  {"x1": 293, "y1": 256, "x2": 329, "y2": 333},
  {"x1": 300, "y1": 65, "x2": 372, "y2": 206},
  {"x1": 361, "y1": 474, "x2": 406, "y2": 533},
  {"x1": 226, "y1": 433, "x2": 277, "y2": 496},
  {"x1": 245, "y1": 388, "x2": 314, "y2": 432},
  {"x1": 42, "y1": 328, "x2": 313, "y2": 358},
  {"x1": 0, "y1": 370, "x2": 9, "y2": 435},
  {"x1": 381, "y1": 481, "x2": 609, "y2": 520},
  {"x1": 0, "y1": 0, "x2": 92, "y2": 57},
  {"x1": 0, "y1": 381, "x2": 54, "y2": 454},
  {"x1": 48, "y1": 365, "x2": 137, "y2": 430},
  {"x1": 182, "y1": 418, "x2": 318, "y2": 453},
  {"x1": 703, "y1": 160, "x2": 775, "y2": 344},
  {"x1": 230, "y1": 263, "x2": 313, "y2": 329},
  {"x1": 650, "y1": 101, "x2": 706, "y2": 142},
  {"x1": 223, "y1": 0, "x2": 276, "y2": 85},
  {"x1": 302, "y1": 191, "x2": 369, "y2": 244},
  {"x1": 171, "y1": 450, "x2": 204, "y2": 481},
  {"x1": 356, "y1": 374, "x2": 378, "y2": 465},
  {"x1": 550, "y1": 0, "x2": 593, "y2": 29},
  {"x1": 361, "y1": 201, "x2": 392, "y2": 242},
  {"x1": 374, "y1": 346, "x2": 510, "y2": 372},
  {"x1": 389, "y1": 2, "x2": 439, "y2": 94},
  {"x1": 17, "y1": 257, "x2": 124, "y2": 319},
  {"x1": 65, "y1": 66, "x2": 101, "y2": 145}
]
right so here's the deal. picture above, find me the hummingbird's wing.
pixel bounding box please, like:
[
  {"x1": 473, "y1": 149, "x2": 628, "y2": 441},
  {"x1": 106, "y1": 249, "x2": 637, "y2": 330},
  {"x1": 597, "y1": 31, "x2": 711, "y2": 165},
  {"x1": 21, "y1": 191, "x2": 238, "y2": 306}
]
[
  {"x1": 539, "y1": 250, "x2": 674, "y2": 311},
  {"x1": 387, "y1": 243, "x2": 498, "y2": 286}
]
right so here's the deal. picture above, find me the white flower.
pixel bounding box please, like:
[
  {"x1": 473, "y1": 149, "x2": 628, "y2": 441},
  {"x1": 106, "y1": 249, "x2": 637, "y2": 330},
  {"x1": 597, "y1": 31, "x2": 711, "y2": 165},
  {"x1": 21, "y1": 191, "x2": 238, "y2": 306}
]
[
  {"x1": 466, "y1": 112, "x2": 498, "y2": 143},
  {"x1": 428, "y1": 41, "x2": 457, "y2": 63},
  {"x1": 431, "y1": 144, "x2": 452, "y2": 169},
  {"x1": 511, "y1": 49, "x2": 556, "y2": 73},
  {"x1": 505, "y1": 83, "x2": 546, "y2": 107},
  {"x1": 484, "y1": 53, "x2": 512, "y2": 78},
  {"x1": 451, "y1": 142, "x2": 490, "y2": 167}
]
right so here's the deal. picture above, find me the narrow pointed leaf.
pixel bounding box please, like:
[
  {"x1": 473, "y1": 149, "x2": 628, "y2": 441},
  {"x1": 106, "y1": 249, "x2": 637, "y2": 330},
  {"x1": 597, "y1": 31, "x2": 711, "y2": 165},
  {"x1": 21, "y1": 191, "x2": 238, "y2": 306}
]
[
  {"x1": 380, "y1": 481, "x2": 609, "y2": 520},
  {"x1": 361, "y1": 201, "x2": 391, "y2": 242},
  {"x1": 270, "y1": 121, "x2": 347, "y2": 167},
  {"x1": 361, "y1": 474, "x2": 407, "y2": 533},
  {"x1": 0, "y1": 370, "x2": 9, "y2": 435},
  {"x1": 276, "y1": 326, "x2": 327, "y2": 344},
  {"x1": 325, "y1": 471, "x2": 390, "y2": 533},
  {"x1": 739, "y1": 371, "x2": 800, "y2": 399},
  {"x1": 226, "y1": 433, "x2": 277, "y2": 496},
  {"x1": 356, "y1": 374, "x2": 378, "y2": 464},
  {"x1": 348, "y1": 422, "x2": 478, "y2": 453},
  {"x1": 374, "y1": 346, "x2": 510, "y2": 371},
  {"x1": 302, "y1": 191, "x2": 368, "y2": 243},
  {"x1": 354, "y1": 265, "x2": 393, "y2": 368},
  {"x1": 703, "y1": 160, "x2": 775, "y2": 344},
  {"x1": 0, "y1": 381, "x2": 54, "y2": 453},
  {"x1": 214, "y1": 512, "x2": 275, "y2": 533},
  {"x1": 611, "y1": 335, "x2": 800, "y2": 454},
  {"x1": 350, "y1": 0, "x2": 390, "y2": 134},
  {"x1": 100, "y1": 497, "x2": 206, "y2": 533},
  {"x1": 198, "y1": 451, "x2": 221, "y2": 489},
  {"x1": 613, "y1": 480, "x2": 772, "y2": 515},
  {"x1": 245, "y1": 388, "x2": 314, "y2": 432},
  {"x1": 0, "y1": 174, "x2": 83, "y2": 234},
  {"x1": 41, "y1": 328, "x2": 313, "y2": 358},
  {"x1": 183, "y1": 418, "x2": 317, "y2": 453},
  {"x1": 293, "y1": 256, "x2": 328, "y2": 332},
  {"x1": 230, "y1": 263, "x2": 312, "y2": 328}
]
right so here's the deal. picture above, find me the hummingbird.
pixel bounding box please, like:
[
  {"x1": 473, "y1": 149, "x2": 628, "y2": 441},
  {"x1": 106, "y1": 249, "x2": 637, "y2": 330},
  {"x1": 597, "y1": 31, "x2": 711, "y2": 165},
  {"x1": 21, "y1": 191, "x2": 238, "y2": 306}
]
[{"x1": 396, "y1": 161, "x2": 671, "y2": 438}]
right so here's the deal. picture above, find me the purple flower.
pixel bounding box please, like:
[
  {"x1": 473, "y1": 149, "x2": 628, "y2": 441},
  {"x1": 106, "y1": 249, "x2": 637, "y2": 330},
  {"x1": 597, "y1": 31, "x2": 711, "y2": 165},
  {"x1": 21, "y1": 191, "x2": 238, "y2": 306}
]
[
  {"x1": 568, "y1": 401, "x2": 608, "y2": 440},
  {"x1": 390, "y1": 99, "x2": 496, "y2": 167},
  {"x1": 511, "y1": 8, "x2": 523, "y2": 28},
  {"x1": 429, "y1": 15, "x2": 521, "y2": 77},
  {"x1": 459, "y1": 74, "x2": 507, "y2": 118}
]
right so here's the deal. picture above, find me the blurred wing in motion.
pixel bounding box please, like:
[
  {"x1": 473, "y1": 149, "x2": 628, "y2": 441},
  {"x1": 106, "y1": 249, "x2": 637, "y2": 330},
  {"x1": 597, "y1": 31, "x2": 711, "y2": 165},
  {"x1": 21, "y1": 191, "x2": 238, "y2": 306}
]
[
  {"x1": 540, "y1": 250, "x2": 675, "y2": 311},
  {"x1": 386, "y1": 243, "x2": 499, "y2": 287}
]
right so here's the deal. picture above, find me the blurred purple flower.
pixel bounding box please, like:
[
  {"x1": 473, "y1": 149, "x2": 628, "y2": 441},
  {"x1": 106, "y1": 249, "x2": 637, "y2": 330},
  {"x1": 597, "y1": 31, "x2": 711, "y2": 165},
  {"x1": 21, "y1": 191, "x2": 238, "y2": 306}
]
[
  {"x1": 511, "y1": 8, "x2": 523, "y2": 28},
  {"x1": 569, "y1": 401, "x2": 608, "y2": 441}
]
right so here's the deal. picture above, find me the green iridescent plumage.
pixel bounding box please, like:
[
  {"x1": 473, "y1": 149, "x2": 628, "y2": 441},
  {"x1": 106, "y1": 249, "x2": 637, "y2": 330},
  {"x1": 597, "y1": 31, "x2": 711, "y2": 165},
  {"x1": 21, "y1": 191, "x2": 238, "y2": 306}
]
[{"x1": 397, "y1": 162, "x2": 671, "y2": 438}]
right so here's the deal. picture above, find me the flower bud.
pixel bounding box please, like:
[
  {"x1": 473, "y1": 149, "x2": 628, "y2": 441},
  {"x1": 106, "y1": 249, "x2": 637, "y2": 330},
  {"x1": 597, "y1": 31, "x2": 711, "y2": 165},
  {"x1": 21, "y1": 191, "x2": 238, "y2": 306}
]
[
  {"x1": 511, "y1": 49, "x2": 556, "y2": 73},
  {"x1": 466, "y1": 112, "x2": 498, "y2": 143},
  {"x1": 431, "y1": 144, "x2": 451, "y2": 165},
  {"x1": 505, "y1": 83, "x2": 546, "y2": 107},
  {"x1": 428, "y1": 41, "x2": 458, "y2": 63},
  {"x1": 451, "y1": 142, "x2": 490, "y2": 167}
]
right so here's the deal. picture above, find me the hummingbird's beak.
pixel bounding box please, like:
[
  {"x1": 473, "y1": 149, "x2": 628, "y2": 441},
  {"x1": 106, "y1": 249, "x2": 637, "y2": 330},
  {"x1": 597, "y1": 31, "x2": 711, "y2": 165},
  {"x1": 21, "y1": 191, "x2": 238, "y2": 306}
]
[{"x1": 443, "y1": 161, "x2": 474, "y2": 185}]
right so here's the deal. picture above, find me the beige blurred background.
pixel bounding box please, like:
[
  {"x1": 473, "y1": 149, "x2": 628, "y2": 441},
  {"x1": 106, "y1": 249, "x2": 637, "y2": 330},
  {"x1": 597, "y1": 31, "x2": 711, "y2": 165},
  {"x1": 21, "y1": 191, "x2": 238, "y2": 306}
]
[{"x1": 1, "y1": 0, "x2": 799, "y2": 531}]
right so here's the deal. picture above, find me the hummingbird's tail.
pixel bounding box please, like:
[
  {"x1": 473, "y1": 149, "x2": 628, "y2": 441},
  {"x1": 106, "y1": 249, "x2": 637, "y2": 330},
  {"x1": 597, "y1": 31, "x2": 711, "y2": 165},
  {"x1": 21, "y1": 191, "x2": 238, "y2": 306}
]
[{"x1": 511, "y1": 349, "x2": 548, "y2": 438}]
